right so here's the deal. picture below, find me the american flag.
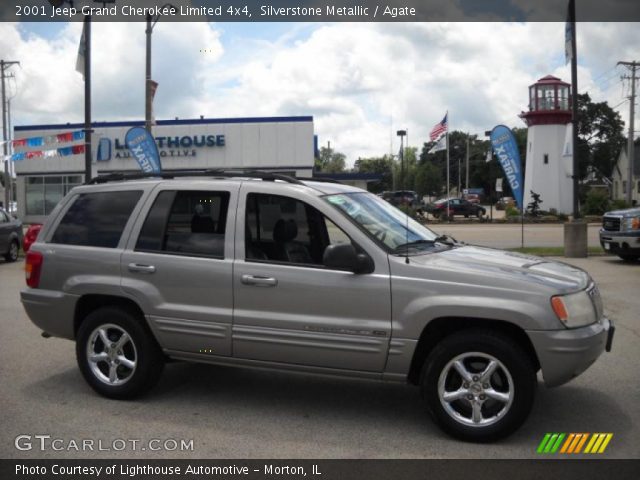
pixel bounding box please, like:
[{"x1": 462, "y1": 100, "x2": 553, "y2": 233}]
[{"x1": 429, "y1": 113, "x2": 448, "y2": 141}]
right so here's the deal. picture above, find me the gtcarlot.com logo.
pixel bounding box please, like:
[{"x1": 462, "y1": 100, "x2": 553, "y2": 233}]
[{"x1": 537, "y1": 433, "x2": 613, "y2": 454}]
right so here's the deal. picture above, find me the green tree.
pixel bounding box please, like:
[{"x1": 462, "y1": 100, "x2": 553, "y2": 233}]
[
  {"x1": 315, "y1": 146, "x2": 346, "y2": 174},
  {"x1": 353, "y1": 155, "x2": 394, "y2": 193},
  {"x1": 576, "y1": 93, "x2": 625, "y2": 180}
]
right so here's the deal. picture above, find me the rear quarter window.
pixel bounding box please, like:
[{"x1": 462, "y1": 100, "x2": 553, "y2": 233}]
[{"x1": 50, "y1": 190, "x2": 142, "y2": 248}]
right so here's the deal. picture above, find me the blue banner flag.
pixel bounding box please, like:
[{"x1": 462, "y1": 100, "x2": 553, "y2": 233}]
[
  {"x1": 125, "y1": 127, "x2": 162, "y2": 174},
  {"x1": 490, "y1": 125, "x2": 524, "y2": 210}
]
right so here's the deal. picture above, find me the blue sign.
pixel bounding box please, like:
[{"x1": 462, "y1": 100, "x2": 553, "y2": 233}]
[
  {"x1": 490, "y1": 125, "x2": 524, "y2": 210},
  {"x1": 125, "y1": 127, "x2": 162, "y2": 174}
]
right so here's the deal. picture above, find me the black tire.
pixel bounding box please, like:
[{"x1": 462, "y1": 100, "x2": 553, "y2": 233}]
[
  {"x1": 618, "y1": 254, "x2": 639, "y2": 262},
  {"x1": 420, "y1": 329, "x2": 536, "y2": 442},
  {"x1": 76, "y1": 306, "x2": 164, "y2": 399},
  {"x1": 4, "y1": 240, "x2": 19, "y2": 262}
]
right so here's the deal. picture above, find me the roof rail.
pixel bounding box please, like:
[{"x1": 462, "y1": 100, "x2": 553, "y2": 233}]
[
  {"x1": 297, "y1": 176, "x2": 343, "y2": 184},
  {"x1": 86, "y1": 169, "x2": 305, "y2": 186}
]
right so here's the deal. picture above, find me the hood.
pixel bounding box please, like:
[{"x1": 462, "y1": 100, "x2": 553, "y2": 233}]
[
  {"x1": 605, "y1": 207, "x2": 640, "y2": 217},
  {"x1": 408, "y1": 245, "x2": 590, "y2": 292}
]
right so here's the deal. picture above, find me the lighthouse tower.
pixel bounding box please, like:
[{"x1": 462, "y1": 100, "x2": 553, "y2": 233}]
[{"x1": 521, "y1": 75, "x2": 573, "y2": 214}]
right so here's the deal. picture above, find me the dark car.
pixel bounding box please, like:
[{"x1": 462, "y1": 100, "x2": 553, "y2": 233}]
[
  {"x1": 383, "y1": 190, "x2": 420, "y2": 207},
  {"x1": 599, "y1": 206, "x2": 640, "y2": 262},
  {"x1": 426, "y1": 198, "x2": 486, "y2": 219},
  {"x1": 0, "y1": 207, "x2": 23, "y2": 262}
]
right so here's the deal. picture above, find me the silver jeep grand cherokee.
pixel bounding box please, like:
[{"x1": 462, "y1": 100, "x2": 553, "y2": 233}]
[{"x1": 21, "y1": 171, "x2": 614, "y2": 442}]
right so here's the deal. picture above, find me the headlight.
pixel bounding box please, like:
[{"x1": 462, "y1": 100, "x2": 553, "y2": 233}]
[
  {"x1": 625, "y1": 216, "x2": 640, "y2": 231},
  {"x1": 551, "y1": 291, "x2": 597, "y2": 328}
]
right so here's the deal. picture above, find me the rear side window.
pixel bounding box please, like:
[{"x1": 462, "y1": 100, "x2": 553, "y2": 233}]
[
  {"x1": 136, "y1": 190, "x2": 230, "y2": 258},
  {"x1": 51, "y1": 191, "x2": 142, "y2": 248}
]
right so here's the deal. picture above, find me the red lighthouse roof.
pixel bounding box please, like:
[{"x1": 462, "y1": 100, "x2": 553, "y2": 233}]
[{"x1": 520, "y1": 74, "x2": 572, "y2": 126}]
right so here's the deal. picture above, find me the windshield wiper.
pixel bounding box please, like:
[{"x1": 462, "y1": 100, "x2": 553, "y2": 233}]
[
  {"x1": 433, "y1": 234, "x2": 458, "y2": 245},
  {"x1": 393, "y1": 239, "x2": 436, "y2": 253}
]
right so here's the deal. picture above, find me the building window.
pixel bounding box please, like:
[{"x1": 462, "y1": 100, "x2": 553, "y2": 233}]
[
  {"x1": 543, "y1": 154, "x2": 549, "y2": 165},
  {"x1": 623, "y1": 181, "x2": 627, "y2": 194},
  {"x1": 25, "y1": 175, "x2": 83, "y2": 216},
  {"x1": 614, "y1": 181, "x2": 618, "y2": 198}
]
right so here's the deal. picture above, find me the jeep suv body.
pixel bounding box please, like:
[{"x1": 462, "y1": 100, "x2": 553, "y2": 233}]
[{"x1": 21, "y1": 172, "x2": 613, "y2": 442}]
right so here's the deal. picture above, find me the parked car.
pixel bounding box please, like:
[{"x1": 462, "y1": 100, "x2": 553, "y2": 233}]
[
  {"x1": 0, "y1": 207, "x2": 22, "y2": 262},
  {"x1": 22, "y1": 171, "x2": 613, "y2": 442},
  {"x1": 425, "y1": 198, "x2": 486, "y2": 219},
  {"x1": 383, "y1": 190, "x2": 420, "y2": 207},
  {"x1": 23, "y1": 224, "x2": 43, "y2": 253},
  {"x1": 599, "y1": 206, "x2": 640, "y2": 262},
  {"x1": 496, "y1": 197, "x2": 515, "y2": 211},
  {"x1": 463, "y1": 193, "x2": 481, "y2": 204}
]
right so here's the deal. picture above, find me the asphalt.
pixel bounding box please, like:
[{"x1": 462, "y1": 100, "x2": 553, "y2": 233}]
[{"x1": 0, "y1": 252, "x2": 638, "y2": 459}]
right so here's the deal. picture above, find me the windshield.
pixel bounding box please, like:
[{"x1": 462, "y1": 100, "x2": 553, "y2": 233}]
[{"x1": 324, "y1": 192, "x2": 439, "y2": 253}]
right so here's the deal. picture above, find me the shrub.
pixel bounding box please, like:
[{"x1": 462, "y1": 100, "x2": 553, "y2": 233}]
[
  {"x1": 583, "y1": 190, "x2": 610, "y2": 215},
  {"x1": 505, "y1": 205, "x2": 520, "y2": 217},
  {"x1": 610, "y1": 199, "x2": 630, "y2": 210}
]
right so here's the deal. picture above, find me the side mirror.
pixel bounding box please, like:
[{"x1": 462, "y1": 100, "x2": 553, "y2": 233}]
[{"x1": 323, "y1": 243, "x2": 373, "y2": 274}]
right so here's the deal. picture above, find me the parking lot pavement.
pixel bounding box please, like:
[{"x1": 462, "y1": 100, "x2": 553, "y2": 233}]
[
  {"x1": 1, "y1": 254, "x2": 638, "y2": 459},
  {"x1": 430, "y1": 223, "x2": 601, "y2": 249}
]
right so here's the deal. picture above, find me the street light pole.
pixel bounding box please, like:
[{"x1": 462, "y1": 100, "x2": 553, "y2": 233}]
[{"x1": 397, "y1": 130, "x2": 407, "y2": 191}]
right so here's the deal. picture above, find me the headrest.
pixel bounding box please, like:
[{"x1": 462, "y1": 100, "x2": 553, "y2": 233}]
[{"x1": 273, "y1": 219, "x2": 298, "y2": 243}]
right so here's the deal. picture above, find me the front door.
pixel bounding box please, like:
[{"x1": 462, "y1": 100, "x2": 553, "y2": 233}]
[{"x1": 232, "y1": 187, "x2": 392, "y2": 372}]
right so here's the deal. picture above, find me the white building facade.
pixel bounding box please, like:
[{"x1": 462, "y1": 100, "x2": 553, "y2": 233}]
[
  {"x1": 521, "y1": 75, "x2": 573, "y2": 214},
  {"x1": 611, "y1": 142, "x2": 640, "y2": 205},
  {"x1": 12, "y1": 116, "x2": 315, "y2": 224}
]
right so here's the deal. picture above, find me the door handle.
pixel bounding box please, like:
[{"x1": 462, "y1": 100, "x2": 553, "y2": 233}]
[
  {"x1": 241, "y1": 274, "x2": 277, "y2": 287},
  {"x1": 128, "y1": 263, "x2": 156, "y2": 274}
]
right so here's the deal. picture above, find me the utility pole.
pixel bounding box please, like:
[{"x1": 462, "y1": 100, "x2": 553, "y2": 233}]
[
  {"x1": 1, "y1": 60, "x2": 19, "y2": 210},
  {"x1": 465, "y1": 134, "x2": 470, "y2": 190},
  {"x1": 618, "y1": 60, "x2": 638, "y2": 205}
]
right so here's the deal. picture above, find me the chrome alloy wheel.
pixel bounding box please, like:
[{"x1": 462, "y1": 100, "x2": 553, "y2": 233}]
[
  {"x1": 86, "y1": 324, "x2": 137, "y2": 386},
  {"x1": 437, "y1": 352, "x2": 514, "y2": 427}
]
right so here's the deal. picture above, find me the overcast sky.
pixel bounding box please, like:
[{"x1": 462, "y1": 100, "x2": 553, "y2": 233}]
[{"x1": 0, "y1": 21, "x2": 638, "y2": 165}]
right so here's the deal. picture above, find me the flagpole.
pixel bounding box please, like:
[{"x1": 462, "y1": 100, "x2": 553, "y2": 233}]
[{"x1": 446, "y1": 111, "x2": 450, "y2": 222}]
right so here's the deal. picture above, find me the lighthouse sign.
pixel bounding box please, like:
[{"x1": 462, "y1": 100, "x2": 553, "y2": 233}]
[{"x1": 490, "y1": 125, "x2": 524, "y2": 211}]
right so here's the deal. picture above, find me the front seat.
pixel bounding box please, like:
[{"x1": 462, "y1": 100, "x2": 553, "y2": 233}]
[{"x1": 273, "y1": 219, "x2": 313, "y2": 264}]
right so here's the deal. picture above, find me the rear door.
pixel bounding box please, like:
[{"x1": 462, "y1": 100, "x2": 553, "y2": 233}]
[
  {"x1": 121, "y1": 181, "x2": 239, "y2": 357},
  {"x1": 232, "y1": 183, "x2": 392, "y2": 372}
]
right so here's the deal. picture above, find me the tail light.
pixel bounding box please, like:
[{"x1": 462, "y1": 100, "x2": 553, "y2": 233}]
[{"x1": 25, "y1": 251, "x2": 43, "y2": 288}]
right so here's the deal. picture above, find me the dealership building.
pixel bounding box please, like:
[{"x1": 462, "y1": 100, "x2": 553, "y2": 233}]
[{"x1": 12, "y1": 116, "x2": 315, "y2": 224}]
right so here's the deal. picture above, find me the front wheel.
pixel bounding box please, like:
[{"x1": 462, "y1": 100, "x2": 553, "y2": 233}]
[
  {"x1": 76, "y1": 306, "x2": 164, "y2": 399},
  {"x1": 421, "y1": 330, "x2": 536, "y2": 442}
]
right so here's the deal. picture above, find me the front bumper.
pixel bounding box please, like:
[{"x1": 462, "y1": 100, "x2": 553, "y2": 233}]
[
  {"x1": 599, "y1": 229, "x2": 640, "y2": 255},
  {"x1": 527, "y1": 318, "x2": 614, "y2": 388}
]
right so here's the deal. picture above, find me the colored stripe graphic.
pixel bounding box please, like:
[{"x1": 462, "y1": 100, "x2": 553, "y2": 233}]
[{"x1": 537, "y1": 433, "x2": 613, "y2": 454}]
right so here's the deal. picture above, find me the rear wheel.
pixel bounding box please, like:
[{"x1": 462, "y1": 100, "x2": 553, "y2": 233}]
[
  {"x1": 421, "y1": 330, "x2": 536, "y2": 442},
  {"x1": 76, "y1": 306, "x2": 164, "y2": 399},
  {"x1": 4, "y1": 240, "x2": 19, "y2": 262}
]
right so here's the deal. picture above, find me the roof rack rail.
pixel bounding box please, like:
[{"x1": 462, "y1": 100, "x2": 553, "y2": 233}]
[
  {"x1": 296, "y1": 176, "x2": 343, "y2": 184},
  {"x1": 86, "y1": 169, "x2": 305, "y2": 186}
]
